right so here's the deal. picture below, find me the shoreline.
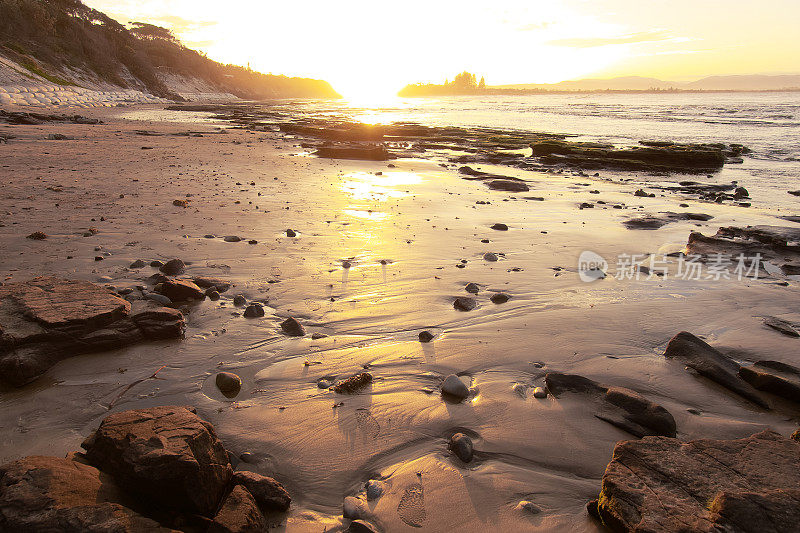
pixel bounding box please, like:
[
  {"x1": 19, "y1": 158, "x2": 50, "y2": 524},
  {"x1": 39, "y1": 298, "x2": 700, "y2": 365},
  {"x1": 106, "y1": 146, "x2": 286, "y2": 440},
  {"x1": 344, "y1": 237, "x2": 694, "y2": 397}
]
[{"x1": 1, "y1": 103, "x2": 799, "y2": 531}]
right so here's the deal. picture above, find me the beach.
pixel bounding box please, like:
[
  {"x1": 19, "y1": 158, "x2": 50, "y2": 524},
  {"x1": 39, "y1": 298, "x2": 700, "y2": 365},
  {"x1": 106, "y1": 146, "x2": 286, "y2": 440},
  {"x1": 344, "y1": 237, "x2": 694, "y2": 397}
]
[{"x1": 1, "y1": 99, "x2": 799, "y2": 532}]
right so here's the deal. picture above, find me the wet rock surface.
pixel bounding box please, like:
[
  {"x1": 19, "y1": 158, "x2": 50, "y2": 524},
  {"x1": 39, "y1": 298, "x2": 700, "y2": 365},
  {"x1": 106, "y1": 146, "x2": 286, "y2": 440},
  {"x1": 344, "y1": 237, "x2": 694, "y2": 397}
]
[
  {"x1": 0, "y1": 277, "x2": 184, "y2": 386},
  {"x1": 81, "y1": 406, "x2": 233, "y2": 516},
  {"x1": 663, "y1": 332, "x2": 768, "y2": 408},
  {"x1": 590, "y1": 430, "x2": 800, "y2": 533},
  {"x1": 545, "y1": 373, "x2": 676, "y2": 437}
]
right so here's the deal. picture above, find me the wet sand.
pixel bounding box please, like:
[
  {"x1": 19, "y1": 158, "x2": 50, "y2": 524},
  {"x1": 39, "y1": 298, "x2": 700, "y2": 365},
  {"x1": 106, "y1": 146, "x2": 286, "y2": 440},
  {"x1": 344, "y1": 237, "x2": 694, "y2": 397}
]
[{"x1": 1, "y1": 105, "x2": 799, "y2": 532}]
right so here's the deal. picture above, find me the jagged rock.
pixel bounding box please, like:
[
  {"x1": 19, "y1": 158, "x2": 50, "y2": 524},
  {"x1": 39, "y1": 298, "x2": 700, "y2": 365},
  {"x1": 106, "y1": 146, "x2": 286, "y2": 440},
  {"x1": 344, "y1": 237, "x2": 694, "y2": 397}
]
[
  {"x1": 333, "y1": 372, "x2": 373, "y2": 394},
  {"x1": 591, "y1": 430, "x2": 800, "y2": 532},
  {"x1": 0, "y1": 456, "x2": 172, "y2": 532},
  {"x1": 280, "y1": 317, "x2": 305, "y2": 336},
  {"x1": 159, "y1": 259, "x2": 185, "y2": 276},
  {"x1": 209, "y1": 485, "x2": 266, "y2": 533},
  {"x1": 449, "y1": 433, "x2": 474, "y2": 462},
  {"x1": 663, "y1": 332, "x2": 768, "y2": 408},
  {"x1": 0, "y1": 277, "x2": 184, "y2": 386},
  {"x1": 739, "y1": 361, "x2": 800, "y2": 403},
  {"x1": 231, "y1": 471, "x2": 291, "y2": 512},
  {"x1": 763, "y1": 316, "x2": 799, "y2": 337},
  {"x1": 157, "y1": 279, "x2": 204, "y2": 301},
  {"x1": 81, "y1": 406, "x2": 232, "y2": 516},
  {"x1": 545, "y1": 373, "x2": 676, "y2": 437},
  {"x1": 441, "y1": 374, "x2": 470, "y2": 401}
]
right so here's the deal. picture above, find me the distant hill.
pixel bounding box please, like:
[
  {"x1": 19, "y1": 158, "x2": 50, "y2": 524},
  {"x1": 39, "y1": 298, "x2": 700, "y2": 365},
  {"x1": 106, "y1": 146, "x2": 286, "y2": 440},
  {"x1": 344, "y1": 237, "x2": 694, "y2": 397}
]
[
  {"x1": 0, "y1": 0, "x2": 340, "y2": 100},
  {"x1": 400, "y1": 73, "x2": 800, "y2": 97}
]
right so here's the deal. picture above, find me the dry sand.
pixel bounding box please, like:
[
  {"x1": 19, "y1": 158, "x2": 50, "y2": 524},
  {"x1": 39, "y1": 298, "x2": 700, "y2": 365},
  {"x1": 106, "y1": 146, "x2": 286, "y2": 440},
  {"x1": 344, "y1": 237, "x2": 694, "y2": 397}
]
[{"x1": 1, "y1": 105, "x2": 799, "y2": 531}]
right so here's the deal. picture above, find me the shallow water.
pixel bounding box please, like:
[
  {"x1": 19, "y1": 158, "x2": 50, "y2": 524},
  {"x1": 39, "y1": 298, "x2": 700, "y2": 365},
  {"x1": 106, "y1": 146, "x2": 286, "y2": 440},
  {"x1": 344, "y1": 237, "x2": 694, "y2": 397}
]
[{"x1": 0, "y1": 106, "x2": 799, "y2": 532}]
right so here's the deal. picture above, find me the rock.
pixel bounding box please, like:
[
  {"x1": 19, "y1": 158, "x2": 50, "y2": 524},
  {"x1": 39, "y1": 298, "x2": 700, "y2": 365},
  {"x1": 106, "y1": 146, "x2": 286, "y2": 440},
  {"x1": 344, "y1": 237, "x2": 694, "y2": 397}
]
[
  {"x1": 464, "y1": 282, "x2": 480, "y2": 294},
  {"x1": 0, "y1": 456, "x2": 171, "y2": 532},
  {"x1": 664, "y1": 331, "x2": 768, "y2": 408},
  {"x1": 233, "y1": 295, "x2": 247, "y2": 307},
  {"x1": 316, "y1": 143, "x2": 391, "y2": 161},
  {"x1": 209, "y1": 485, "x2": 266, "y2": 533},
  {"x1": 733, "y1": 186, "x2": 750, "y2": 199},
  {"x1": 739, "y1": 360, "x2": 800, "y2": 403},
  {"x1": 441, "y1": 374, "x2": 470, "y2": 401},
  {"x1": 365, "y1": 480, "x2": 384, "y2": 500},
  {"x1": 623, "y1": 217, "x2": 669, "y2": 230},
  {"x1": 311, "y1": 332, "x2": 328, "y2": 339},
  {"x1": 129, "y1": 259, "x2": 146, "y2": 269},
  {"x1": 193, "y1": 277, "x2": 232, "y2": 293},
  {"x1": 515, "y1": 501, "x2": 542, "y2": 514},
  {"x1": 789, "y1": 190, "x2": 800, "y2": 197},
  {"x1": 159, "y1": 258, "x2": 185, "y2": 276},
  {"x1": 633, "y1": 189, "x2": 650, "y2": 197},
  {"x1": 343, "y1": 496, "x2": 368, "y2": 519},
  {"x1": 150, "y1": 260, "x2": 164, "y2": 267},
  {"x1": 243, "y1": 303, "x2": 265, "y2": 318},
  {"x1": 172, "y1": 199, "x2": 189, "y2": 208},
  {"x1": 490, "y1": 223, "x2": 508, "y2": 231},
  {"x1": 592, "y1": 430, "x2": 800, "y2": 532},
  {"x1": 793, "y1": 429, "x2": 800, "y2": 441},
  {"x1": 0, "y1": 277, "x2": 184, "y2": 386},
  {"x1": 223, "y1": 236, "x2": 242, "y2": 243},
  {"x1": 532, "y1": 386, "x2": 547, "y2": 398},
  {"x1": 763, "y1": 316, "x2": 799, "y2": 337},
  {"x1": 453, "y1": 297, "x2": 476, "y2": 311},
  {"x1": 285, "y1": 229, "x2": 297, "y2": 237},
  {"x1": 208, "y1": 290, "x2": 221, "y2": 301},
  {"x1": 216, "y1": 372, "x2": 242, "y2": 396},
  {"x1": 231, "y1": 471, "x2": 291, "y2": 512},
  {"x1": 418, "y1": 330, "x2": 434, "y2": 343},
  {"x1": 483, "y1": 252, "x2": 498, "y2": 262},
  {"x1": 333, "y1": 372, "x2": 373, "y2": 393},
  {"x1": 487, "y1": 179, "x2": 529, "y2": 192},
  {"x1": 545, "y1": 373, "x2": 676, "y2": 437},
  {"x1": 490, "y1": 293, "x2": 510, "y2": 304},
  {"x1": 348, "y1": 519, "x2": 379, "y2": 533},
  {"x1": 449, "y1": 433, "x2": 474, "y2": 462},
  {"x1": 280, "y1": 317, "x2": 305, "y2": 336},
  {"x1": 81, "y1": 406, "x2": 232, "y2": 516},
  {"x1": 144, "y1": 291, "x2": 172, "y2": 305},
  {"x1": 26, "y1": 231, "x2": 47, "y2": 240},
  {"x1": 157, "y1": 279, "x2": 204, "y2": 301},
  {"x1": 686, "y1": 226, "x2": 800, "y2": 270}
]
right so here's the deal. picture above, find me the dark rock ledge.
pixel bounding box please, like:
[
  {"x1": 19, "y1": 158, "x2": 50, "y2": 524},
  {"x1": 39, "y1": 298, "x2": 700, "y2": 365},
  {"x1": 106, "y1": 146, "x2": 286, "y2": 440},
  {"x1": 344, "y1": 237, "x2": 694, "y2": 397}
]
[
  {"x1": 0, "y1": 406, "x2": 291, "y2": 532},
  {"x1": 0, "y1": 277, "x2": 185, "y2": 387}
]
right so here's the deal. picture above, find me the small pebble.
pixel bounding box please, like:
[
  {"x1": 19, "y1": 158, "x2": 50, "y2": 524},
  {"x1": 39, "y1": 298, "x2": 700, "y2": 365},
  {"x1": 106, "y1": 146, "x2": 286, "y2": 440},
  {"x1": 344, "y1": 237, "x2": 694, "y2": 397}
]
[
  {"x1": 532, "y1": 386, "x2": 547, "y2": 399},
  {"x1": 441, "y1": 374, "x2": 470, "y2": 401},
  {"x1": 449, "y1": 433, "x2": 474, "y2": 462}
]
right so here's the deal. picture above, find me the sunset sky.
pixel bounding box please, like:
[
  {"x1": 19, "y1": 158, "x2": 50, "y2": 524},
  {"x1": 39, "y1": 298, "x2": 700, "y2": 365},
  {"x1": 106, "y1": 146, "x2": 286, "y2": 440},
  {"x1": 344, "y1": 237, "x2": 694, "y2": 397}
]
[{"x1": 85, "y1": 0, "x2": 800, "y2": 98}]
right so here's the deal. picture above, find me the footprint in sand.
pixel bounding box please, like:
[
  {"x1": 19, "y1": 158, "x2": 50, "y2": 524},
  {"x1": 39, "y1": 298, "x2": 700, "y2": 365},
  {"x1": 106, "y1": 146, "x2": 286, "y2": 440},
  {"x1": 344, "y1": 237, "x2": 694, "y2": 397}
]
[
  {"x1": 397, "y1": 483, "x2": 426, "y2": 527},
  {"x1": 355, "y1": 408, "x2": 381, "y2": 438}
]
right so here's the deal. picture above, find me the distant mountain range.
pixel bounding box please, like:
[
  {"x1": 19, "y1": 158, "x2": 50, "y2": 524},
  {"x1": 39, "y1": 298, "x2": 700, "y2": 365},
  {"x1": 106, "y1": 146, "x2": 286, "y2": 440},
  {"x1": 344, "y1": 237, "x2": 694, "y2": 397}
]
[{"x1": 493, "y1": 75, "x2": 800, "y2": 92}]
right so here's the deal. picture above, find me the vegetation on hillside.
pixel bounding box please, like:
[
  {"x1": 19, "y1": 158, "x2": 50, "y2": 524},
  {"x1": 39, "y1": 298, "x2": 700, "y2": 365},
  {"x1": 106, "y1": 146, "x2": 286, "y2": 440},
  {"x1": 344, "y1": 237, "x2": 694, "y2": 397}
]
[{"x1": 0, "y1": 0, "x2": 339, "y2": 99}]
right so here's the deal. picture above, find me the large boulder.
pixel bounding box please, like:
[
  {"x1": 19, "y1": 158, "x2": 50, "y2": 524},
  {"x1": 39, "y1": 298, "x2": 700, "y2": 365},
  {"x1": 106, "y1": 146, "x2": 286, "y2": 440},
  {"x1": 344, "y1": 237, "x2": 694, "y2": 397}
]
[
  {"x1": 545, "y1": 373, "x2": 676, "y2": 437},
  {"x1": 231, "y1": 471, "x2": 291, "y2": 512},
  {"x1": 0, "y1": 277, "x2": 184, "y2": 386},
  {"x1": 81, "y1": 406, "x2": 232, "y2": 517},
  {"x1": 0, "y1": 455, "x2": 173, "y2": 532},
  {"x1": 664, "y1": 332, "x2": 768, "y2": 408},
  {"x1": 591, "y1": 430, "x2": 800, "y2": 532}
]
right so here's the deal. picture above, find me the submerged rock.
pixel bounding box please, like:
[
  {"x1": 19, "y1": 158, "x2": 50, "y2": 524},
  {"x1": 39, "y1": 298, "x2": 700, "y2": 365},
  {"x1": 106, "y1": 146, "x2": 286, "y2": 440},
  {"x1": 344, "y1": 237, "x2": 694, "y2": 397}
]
[
  {"x1": 441, "y1": 374, "x2": 470, "y2": 401},
  {"x1": 0, "y1": 277, "x2": 184, "y2": 386},
  {"x1": 545, "y1": 373, "x2": 676, "y2": 437},
  {"x1": 81, "y1": 405, "x2": 232, "y2": 516},
  {"x1": 591, "y1": 430, "x2": 800, "y2": 532},
  {"x1": 449, "y1": 433, "x2": 474, "y2": 462},
  {"x1": 664, "y1": 331, "x2": 768, "y2": 408}
]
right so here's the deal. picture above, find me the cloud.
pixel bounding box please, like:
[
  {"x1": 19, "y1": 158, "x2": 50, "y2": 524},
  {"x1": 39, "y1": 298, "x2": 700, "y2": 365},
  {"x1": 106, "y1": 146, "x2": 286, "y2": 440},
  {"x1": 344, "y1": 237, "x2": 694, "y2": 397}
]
[{"x1": 548, "y1": 30, "x2": 672, "y2": 48}]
